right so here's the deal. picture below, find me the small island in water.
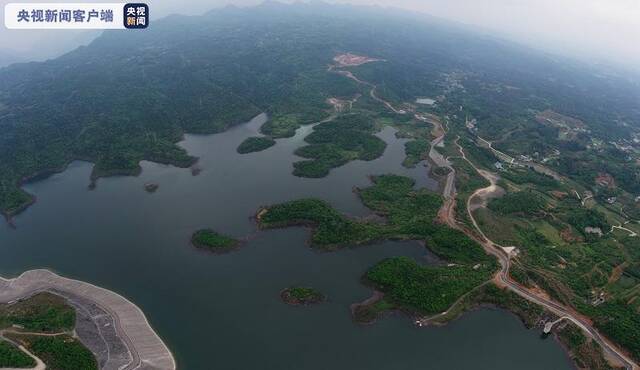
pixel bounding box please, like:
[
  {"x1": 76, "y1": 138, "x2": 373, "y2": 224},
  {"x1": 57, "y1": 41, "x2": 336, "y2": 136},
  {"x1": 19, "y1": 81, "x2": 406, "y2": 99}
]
[
  {"x1": 237, "y1": 136, "x2": 276, "y2": 154},
  {"x1": 191, "y1": 229, "x2": 240, "y2": 253},
  {"x1": 280, "y1": 286, "x2": 325, "y2": 306},
  {"x1": 144, "y1": 183, "x2": 159, "y2": 193}
]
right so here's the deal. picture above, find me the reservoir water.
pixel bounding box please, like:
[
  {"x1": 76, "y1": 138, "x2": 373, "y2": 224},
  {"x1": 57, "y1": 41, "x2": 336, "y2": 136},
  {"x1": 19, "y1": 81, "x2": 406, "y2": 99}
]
[{"x1": 0, "y1": 114, "x2": 574, "y2": 369}]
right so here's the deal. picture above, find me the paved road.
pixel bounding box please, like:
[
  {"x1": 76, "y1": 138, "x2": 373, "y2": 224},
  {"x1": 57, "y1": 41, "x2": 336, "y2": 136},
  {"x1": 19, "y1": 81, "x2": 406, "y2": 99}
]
[
  {"x1": 331, "y1": 61, "x2": 637, "y2": 369},
  {"x1": 458, "y1": 143, "x2": 638, "y2": 370},
  {"x1": 415, "y1": 114, "x2": 455, "y2": 199}
]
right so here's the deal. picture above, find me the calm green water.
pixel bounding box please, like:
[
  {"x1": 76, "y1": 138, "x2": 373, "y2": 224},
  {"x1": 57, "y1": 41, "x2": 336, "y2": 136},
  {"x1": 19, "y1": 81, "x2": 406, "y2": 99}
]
[{"x1": 0, "y1": 115, "x2": 574, "y2": 369}]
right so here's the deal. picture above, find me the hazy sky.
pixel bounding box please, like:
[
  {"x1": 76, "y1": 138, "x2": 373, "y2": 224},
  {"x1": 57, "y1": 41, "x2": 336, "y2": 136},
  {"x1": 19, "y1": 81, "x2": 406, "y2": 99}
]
[{"x1": 1, "y1": 0, "x2": 639, "y2": 71}]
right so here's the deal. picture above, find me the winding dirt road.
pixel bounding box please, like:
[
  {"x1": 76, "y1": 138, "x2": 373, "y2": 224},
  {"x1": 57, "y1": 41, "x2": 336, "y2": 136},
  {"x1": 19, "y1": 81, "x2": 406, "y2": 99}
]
[
  {"x1": 330, "y1": 58, "x2": 637, "y2": 369},
  {"x1": 456, "y1": 142, "x2": 638, "y2": 370}
]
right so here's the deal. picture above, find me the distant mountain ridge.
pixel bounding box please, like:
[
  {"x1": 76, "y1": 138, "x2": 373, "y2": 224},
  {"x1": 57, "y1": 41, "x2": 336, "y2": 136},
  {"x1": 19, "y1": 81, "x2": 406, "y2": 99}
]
[
  {"x1": 0, "y1": 1, "x2": 638, "y2": 218},
  {"x1": 0, "y1": 49, "x2": 25, "y2": 68}
]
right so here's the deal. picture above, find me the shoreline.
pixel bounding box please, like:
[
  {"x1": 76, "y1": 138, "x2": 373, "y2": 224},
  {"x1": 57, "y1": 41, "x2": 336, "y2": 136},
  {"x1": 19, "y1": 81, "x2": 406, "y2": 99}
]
[
  {"x1": 351, "y1": 285, "x2": 587, "y2": 370},
  {"x1": 255, "y1": 195, "x2": 421, "y2": 252},
  {"x1": 453, "y1": 140, "x2": 636, "y2": 369},
  {"x1": 0, "y1": 269, "x2": 176, "y2": 370},
  {"x1": 1, "y1": 112, "x2": 267, "y2": 225},
  {"x1": 4, "y1": 155, "x2": 200, "y2": 225}
]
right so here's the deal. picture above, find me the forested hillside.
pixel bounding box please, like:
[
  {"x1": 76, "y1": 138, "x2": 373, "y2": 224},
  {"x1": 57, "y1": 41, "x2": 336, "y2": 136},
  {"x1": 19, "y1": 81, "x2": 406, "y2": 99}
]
[{"x1": 1, "y1": 1, "x2": 638, "y2": 217}]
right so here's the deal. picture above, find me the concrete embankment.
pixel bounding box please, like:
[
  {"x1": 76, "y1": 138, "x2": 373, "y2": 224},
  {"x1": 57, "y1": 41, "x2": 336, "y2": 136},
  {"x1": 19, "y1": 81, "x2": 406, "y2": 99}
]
[{"x1": 0, "y1": 269, "x2": 175, "y2": 370}]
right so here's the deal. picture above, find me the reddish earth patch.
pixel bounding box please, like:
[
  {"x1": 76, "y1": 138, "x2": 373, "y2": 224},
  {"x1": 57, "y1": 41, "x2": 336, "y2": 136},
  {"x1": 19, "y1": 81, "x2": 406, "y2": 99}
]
[
  {"x1": 608, "y1": 263, "x2": 627, "y2": 284},
  {"x1": 493, "y1": 274, "x2": 508, "y2": 288},
  {"x1": 333, "y1": 53, "x2": 382, "y2": 67},
  {"x1": 350, "y1": 291, "x2": 386, "y2": 325},
  {"x1": 560, "y1": 228, "x2": 584, "y2": 243},
  {"x1": 528, "y1": 284, "x2": 553, "y2": 301},
  {"x1": 595, "y1": 173, "x2": 615, "y2": 188},
  {"x1": 550, "y1": 190, "x2": 568, "y2": 199}
]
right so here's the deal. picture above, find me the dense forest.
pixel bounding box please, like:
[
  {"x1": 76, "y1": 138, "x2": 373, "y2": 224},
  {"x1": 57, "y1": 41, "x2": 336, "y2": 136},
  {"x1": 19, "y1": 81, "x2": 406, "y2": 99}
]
[
  {"x1": 1, "y1": 2, "x2": 638, "y2": 217},
  {"x1": 2, "y1": 1, "x2": 640, "y2": 366}
]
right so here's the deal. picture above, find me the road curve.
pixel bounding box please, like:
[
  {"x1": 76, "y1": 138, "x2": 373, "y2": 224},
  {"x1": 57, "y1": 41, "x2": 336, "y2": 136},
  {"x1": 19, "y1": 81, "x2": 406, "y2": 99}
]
[
  {"x1": 330, "y1": 60, "x2": 637, "y2": 369},
  {"x1": 458, "y1": 144, "x2": 638, "y2": 370},
  {"x1": 0, "y1": 269, "x2": 176, "y2": 370}
]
